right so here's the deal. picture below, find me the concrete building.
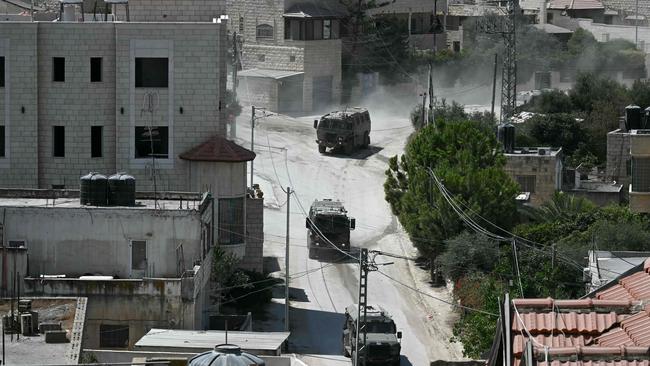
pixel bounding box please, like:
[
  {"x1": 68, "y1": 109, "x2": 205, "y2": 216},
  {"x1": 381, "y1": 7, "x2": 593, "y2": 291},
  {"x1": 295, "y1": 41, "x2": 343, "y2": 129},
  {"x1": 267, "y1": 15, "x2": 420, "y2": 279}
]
[
  {"x1": 366, "y1": 0, "x2": 459, "y2": 52},
  {"x1": 227, "y1": 0, "x2": 345, "y2": 113},
  {"x1": 629, "y1": 129, "x2": 650, "y2": 213},
  {"x1": 3, "y1": 187, "x2": 263, "y2": 350},
  {"x1": 504, "y1": 147, "x2": 563, "y2": 206},
  {"x1": 607, "y1": 128, "x2": 631, "y2": 186},
  {"x1": 0, "y1": 18, "x2": 228, "y2": 192}
]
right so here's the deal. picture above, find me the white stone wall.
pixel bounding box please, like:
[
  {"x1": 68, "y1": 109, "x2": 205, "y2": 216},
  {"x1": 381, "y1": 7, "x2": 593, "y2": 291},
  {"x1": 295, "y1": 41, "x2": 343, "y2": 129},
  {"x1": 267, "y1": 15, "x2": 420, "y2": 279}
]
[
  {"x1": 0, "y1": 23, "x2": 39, "y2": 188},
  {"x1": 226, "y1": 0, "x2": 284, "y2": 44},
  {"x1": 241, "y1": 43, "x2": 304, "y2": 72},
  {"x1": 113, "y1": 0, "x2": 226, "y2": 22},
  {"x1": 37, "y1": 23, "x2": 117, "y2": 189},
  {"x1": 1, "y1": 205, "x2": 202, "y2": 278}
]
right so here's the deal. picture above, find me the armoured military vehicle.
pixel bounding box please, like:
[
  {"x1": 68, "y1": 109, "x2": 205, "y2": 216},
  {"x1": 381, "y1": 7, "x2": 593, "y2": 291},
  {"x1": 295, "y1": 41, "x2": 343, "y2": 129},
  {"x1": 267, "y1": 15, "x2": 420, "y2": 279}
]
[
  {"x1": 306, "y1": 199, "x2": 355, "y2": 259},
  {"x1": 343, "y1": 304, "x2": 402, "y2": 366},
  {"x1": 313, "y1": 107, "x2": 371, "y2": 155}
]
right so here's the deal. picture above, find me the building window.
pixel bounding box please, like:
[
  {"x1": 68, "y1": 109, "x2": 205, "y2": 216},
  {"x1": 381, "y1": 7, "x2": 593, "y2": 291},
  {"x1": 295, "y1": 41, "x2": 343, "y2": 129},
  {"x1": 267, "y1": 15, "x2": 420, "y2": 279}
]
[
  {"x1": 131, "y1": 240, "x2": 147, "y2": 271},
  {"x1": 239, "y1": 16, "x2": 244, "y2": 33},
  {"x1": 51, "y1": 184, "x2": 65, "y2": 189},
  {"x1": 632, "y1": 157, "x2": 650, "y2": 192},
  {"x1": 99, "y1": 324, "x2": 129, "y2": 348},
  {"x1": 7, "y1": 240, "x2": 25, "y2": 248},
  {"x1": 91, "y1": 126, "x2": 103, "y2": 158},
  {"x1": 0, "y1": 125, "x2": 4, "y2": 158},
  {"x1": 52, "y1": 57, "x2": 65, "y2": 82},
  {"x1": 53, "y1": 126, "x2": 65, "y2": 157},
  {"x1": 218, "y1": 197, "x2": 244, "y2": 245},
  {"x1": 134, "y1": 126, "x2": 169, "y2": 159},
  {"x1": 0, "y1": 56, "x2": 4, "y2": 87},
  {"x1": 258, "y1": 54, "x2": 265, "y2": 62},
  {"x1": 323, "y1": 19, "x2": 332, "y2": 39},
  {"x1": 256, "y1": 24, "x2": 274, "y2": 39},
  {"x1": 289, "y1": 55, "x2": 296, "y2": 62},
  {"x1": 90, "y1": 57, "x2": 102, "y2": 82},
  {"x1": 135, "y1": 58, "x2": 168, "y2": 88},
  {"x1": 515, "y1": 175, "x2": 537, "y2": 193},
  {"x1": 453, "y1": 41, "x2": 461, "y2": 53}
]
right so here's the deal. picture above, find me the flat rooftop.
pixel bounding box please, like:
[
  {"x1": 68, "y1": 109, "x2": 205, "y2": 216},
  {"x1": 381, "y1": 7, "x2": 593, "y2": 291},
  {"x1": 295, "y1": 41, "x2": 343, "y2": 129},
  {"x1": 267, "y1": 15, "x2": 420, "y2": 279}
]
[
  {"x1": 1, "y1": 297, "x2": 82, "y2": 365},
  {"x1": 0, "y1": 197, "x2": 201, "y2": 210},
  {"x1": 0, "y1": 189, "x2": 205, "y2": 211},
  {"x1": 135, "y1": 328, "x2": 290, "y2": 356},
  {"x1": 505, "y1": 147, "x2": 561, "y2": 157}
]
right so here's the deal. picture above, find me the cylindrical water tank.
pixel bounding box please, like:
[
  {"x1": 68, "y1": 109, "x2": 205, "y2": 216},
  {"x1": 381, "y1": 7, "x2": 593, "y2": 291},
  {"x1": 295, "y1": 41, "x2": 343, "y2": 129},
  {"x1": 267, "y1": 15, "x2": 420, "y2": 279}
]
[
  {"x1": 108, "y1": 173, "x2": 136, "y2": 206},
  {"x1": 79, "y1": 172, "x2": 95, "y2": 205},
  {"x1": 88, "y1": 173, "x2": 108, "y2": 206},
  {"x1": 625, "y1": 105, "x2": 641, "y2": 131},
  {"x1": 188, "y1": 344, "x2": 266, "y2": 366}
]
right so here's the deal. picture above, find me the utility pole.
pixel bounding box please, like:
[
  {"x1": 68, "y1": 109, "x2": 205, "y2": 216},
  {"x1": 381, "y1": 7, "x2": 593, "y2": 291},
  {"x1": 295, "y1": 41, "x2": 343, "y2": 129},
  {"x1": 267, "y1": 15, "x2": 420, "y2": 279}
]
[
  {"x1": 231, "y1": 31, "x2": 239, "y2": 139},
  {"x1": 284, "y1": 187, "x2": 292, "y2": 332},
  {"x1": 635, "y1": 0, "x2": 639, "y2": 47},
  {"x1": 250, "y1": 106, "x2": 256, "y2": 188},
  {"x1": 491, "y1": 53, "x2": 498, "y2": 120},
  {"x1": 420, "y1": 93, "x2": 427, "y2": 128},
  {"x1": 355, "y1": 248, "x2": 369, "y2": 366},
  {"x1": 477, "y1": 0, "x2": 518, "y2": 122},
  {"x1": 428, "y1": 64, "x2": 435, "y2": 126}
]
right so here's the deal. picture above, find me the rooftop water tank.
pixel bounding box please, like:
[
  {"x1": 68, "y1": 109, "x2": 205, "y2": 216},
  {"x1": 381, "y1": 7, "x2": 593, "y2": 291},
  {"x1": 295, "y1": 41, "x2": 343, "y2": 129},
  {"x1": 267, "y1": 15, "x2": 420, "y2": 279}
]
[
  {"x1": 79, "y1": 172, "x2": 95, "y2": 205},
  {"x1": 188, "y1": 344, "x2": 265, "y2": 366},
  {"x1": 625, "y1": 105, "x2": 641, "y2": 131},
  {"x1": 643, "y1": 107, "x2": 650, "y2": 129},
  {"x1": 88, "y1": 173, "x2": 108, "y2": 206},
  {"x1": 108, "y1": 172, "x2": 136, "y2": 206},
  {"x1": 497, "y1": 123, "x2": 515, "y2": 153}
]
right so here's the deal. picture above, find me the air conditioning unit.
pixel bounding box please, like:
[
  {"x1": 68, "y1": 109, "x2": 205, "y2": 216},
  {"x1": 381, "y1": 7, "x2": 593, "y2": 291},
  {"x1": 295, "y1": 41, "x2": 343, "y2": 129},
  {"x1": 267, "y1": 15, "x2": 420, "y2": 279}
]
[{"x1": 20, "y1": 313, "x2": 34, "y2": 336}]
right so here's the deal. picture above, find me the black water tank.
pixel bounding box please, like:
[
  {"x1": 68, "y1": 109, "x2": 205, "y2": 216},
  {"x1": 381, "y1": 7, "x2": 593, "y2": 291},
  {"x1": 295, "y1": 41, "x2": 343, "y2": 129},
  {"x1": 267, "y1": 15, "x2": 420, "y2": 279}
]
[
  {"x1": 108, "y1": 173, "x2": 136, "y2": 206},
  {"x1": 188, "y1": 344, "x2": 265, "y2": 366},
  {"x1": 643, "y1": 107, "x2": 650, "y2": 129},
  {"x1": 88, "y1": 173, "x2": 108, "y2": 206},
  {"x1": 79, "y1": 172, "x2": 94, "y2": 205},
  {"x1": 497, "y1": 123, "x2": 515, "y2": 153},
  {"x1": 625, "y1": 105, "x2": 641, "y2": 131}
]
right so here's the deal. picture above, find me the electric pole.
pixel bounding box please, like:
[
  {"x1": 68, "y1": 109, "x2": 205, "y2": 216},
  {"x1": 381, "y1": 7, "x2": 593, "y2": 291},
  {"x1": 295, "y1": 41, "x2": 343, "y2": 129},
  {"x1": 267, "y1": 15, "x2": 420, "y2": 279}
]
[
  {"x1": 285, "y1": 187, "x2": 291, "y2": 332},
  {"x1": 477, "y1": 0, "x2": 518, "y2": 122},
  {"x1": 355, "y1": 248, "x2": 369, "y2": 366},
  {"x1": 250, "y1": 106, "x2": 255, "y2": 188},
  {"x1": 491, "y1": 53, "x2": 498, "y2": 120}
]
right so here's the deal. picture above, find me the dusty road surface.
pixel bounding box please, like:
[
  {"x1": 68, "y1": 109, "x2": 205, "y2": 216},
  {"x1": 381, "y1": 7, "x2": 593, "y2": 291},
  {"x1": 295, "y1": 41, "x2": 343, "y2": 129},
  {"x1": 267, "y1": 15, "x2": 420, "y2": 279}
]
[{"x1": 234, "y1": 101, "x2": 465, "y2": 366}]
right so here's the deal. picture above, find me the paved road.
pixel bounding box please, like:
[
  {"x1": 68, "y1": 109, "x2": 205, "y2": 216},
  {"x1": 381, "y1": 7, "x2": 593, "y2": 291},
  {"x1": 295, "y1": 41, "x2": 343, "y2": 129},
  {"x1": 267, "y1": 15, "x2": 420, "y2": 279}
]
[{"x1": 235, "y1": 103, "x2": 465, "y2": 366}]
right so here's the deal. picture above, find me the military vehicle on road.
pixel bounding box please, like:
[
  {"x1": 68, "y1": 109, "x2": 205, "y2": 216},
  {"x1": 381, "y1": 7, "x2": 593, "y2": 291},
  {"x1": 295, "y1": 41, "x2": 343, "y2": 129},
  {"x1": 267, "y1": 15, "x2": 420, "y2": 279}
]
[
  {"x1": 343, "y1": 304, "x2": 402, "y2": 366},
  {"x1": 314, "y1": 107, "x2": 371, "y2": 155},
  {"x1": 306, "y1": 199, "x2": 355, "y2": 259}
]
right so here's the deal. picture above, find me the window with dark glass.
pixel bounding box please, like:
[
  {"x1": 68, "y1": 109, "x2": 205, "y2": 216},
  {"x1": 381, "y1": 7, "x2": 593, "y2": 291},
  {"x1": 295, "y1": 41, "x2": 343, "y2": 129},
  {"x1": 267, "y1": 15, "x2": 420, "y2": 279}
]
[
  {"x1": 0, "y1": 57, "x2": 4, "y2": 87},
  {"x1": 90, "y1": 57, "x2": 102, "y2": 82},
  {"x1": 99, "y1": 324, "x2": 129, "y2": 348},
  {"x1": 218, "y1": 197, "x2": 244, "y2": 245},
  {"x1": 305, "y1": 20, "x2": 314, "y2": 40},
  {"x1": 52, "y1": 57, "x2": 65, "y2": 82},
  {"x1": 134, "y1": 126, "x2": 168, "y2": 159},
  {"x1": 135, "y1": 58, "x2": 168, "y2": 88},
  {"x1": 0, "y1": 125, "x2": 4, "y2": 158},
  {"x1": 91, "y1": 126, "x2": 103, "y2": 158},
  {"x1": 239, "y1": 16, "x2": 244, "y2": 32},
  {"x1": 53, "y1": 126, "x2": 65, "y2": 157},
  {"x1": 516, "y1": 175, "x2": 537, "y2": 193},
  {"x1": 256, "y1": 24, "x2": 274, "y2": 39},
  {"x1": 131, "y1": 240, "x2": 147, "y2": 270}
]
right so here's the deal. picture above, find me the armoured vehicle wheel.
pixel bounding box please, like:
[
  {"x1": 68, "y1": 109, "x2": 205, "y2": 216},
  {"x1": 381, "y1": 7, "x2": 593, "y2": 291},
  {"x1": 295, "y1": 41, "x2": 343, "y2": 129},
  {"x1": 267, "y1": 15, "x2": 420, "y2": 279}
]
[
  {"x1": 318, "y1": 145, "x2": 326, "y2": 154},
  {"x1": 344, "y1": 142, "x2": 354, "y2": 155},
  {"x1": 309, "y1": 249, "x2": 317, "y2": 259},
  {"x1": 363, "y1": 133, "x2": 370, "y2": 148}
]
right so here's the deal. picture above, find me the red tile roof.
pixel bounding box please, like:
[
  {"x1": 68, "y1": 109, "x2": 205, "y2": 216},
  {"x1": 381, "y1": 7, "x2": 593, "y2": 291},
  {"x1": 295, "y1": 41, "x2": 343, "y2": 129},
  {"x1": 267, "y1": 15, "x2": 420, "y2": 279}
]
[
  {"x1": 179, "y1": 135, "x2": 256, "y2": 163},
  {"x1": 538, "y1": 361, "x2": 650, "y2": 366},
  {"x1": 597, "y1": 307, "x2": 650, "y2": 347},
  {"x1": 597, "y1": 260, "x2": 650, "y2": 301}
]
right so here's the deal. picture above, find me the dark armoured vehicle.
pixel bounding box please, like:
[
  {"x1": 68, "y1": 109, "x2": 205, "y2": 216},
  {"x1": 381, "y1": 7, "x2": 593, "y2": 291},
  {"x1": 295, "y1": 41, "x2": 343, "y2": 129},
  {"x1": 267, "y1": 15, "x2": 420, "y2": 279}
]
[
  {"x1": 306, "y1": 199, "x2": 355, "y2": 259},
  {"x1": 343, "y1": 304, "x2": 402, "y2": 365},
  {"x1": 314, "y1": 107, "x2": 371, "y2": 155}
]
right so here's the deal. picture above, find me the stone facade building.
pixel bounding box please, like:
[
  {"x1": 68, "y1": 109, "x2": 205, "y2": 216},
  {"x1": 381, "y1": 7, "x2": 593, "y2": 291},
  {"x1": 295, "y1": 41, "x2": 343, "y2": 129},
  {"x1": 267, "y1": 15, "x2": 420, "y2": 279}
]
[
  {"x1": 0, "y1": 18, "x2": 227, "y2": 191},
  {"x1": 504, "y1": 147, "x2": 564, "y2": 206},
  {"x1": 227, "y1": 0, "x2": 344, "y2": 113}
]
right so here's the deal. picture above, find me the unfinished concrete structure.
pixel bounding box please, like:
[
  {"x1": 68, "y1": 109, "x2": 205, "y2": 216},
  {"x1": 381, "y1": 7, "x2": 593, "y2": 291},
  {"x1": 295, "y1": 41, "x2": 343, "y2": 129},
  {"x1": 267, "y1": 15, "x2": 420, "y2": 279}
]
[
  {"x1": 629, "y1": 130, "x2": 650, "y2": 213},
  {"x1": 2, "y1": 189, "x2": 262, "y2": 350},
  {"x1": 227, "y1": 0, "x2": 344, "y2": 113},
  {"x1": 504, "y1": 147, "x2": 564, "y2": 206}
]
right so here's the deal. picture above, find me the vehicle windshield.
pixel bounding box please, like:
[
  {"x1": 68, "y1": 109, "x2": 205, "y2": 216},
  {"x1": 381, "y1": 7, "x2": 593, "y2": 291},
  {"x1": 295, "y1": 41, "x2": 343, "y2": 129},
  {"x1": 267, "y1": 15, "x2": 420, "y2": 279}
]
[
  {"x1": 314, "y1": 215, "x2": 349, "y2": 232},
  {"x1": 366, "y1": 321, "x2": 396, "y2": 333},
  {"x1": 320, "y1": 118, "x2": 352, "y2": 130}
]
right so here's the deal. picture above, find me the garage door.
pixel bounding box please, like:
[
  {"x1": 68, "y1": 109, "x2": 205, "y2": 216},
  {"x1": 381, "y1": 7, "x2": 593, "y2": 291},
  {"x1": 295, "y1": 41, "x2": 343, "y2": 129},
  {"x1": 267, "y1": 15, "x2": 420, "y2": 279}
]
[{"x1": 312, "y1": 75, "x2": 333, "y2": 112}]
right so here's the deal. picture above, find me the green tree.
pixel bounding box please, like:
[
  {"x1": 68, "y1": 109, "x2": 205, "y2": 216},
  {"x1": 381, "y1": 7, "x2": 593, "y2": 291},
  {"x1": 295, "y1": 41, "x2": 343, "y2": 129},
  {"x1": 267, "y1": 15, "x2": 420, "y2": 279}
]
[
  {"x1": 384, "y1": 120, "x2": 519, "y2": 260},
  {"x1": 522, "y1": 90, "x2": 573, "y2": 114},
  {"x1": 435, "y1": 232, "x2": 500, "y2": 281},
  {"x1": 528, "y1": 113, "x2": 587, "y2": 156}
]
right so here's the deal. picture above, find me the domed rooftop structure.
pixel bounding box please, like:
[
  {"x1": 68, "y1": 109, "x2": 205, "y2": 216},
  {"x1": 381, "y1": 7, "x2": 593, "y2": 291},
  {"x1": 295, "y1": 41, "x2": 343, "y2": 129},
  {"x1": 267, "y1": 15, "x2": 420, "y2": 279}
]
[{"x1": 188, "y1": 344, "x2": 265, "y2": 366}]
